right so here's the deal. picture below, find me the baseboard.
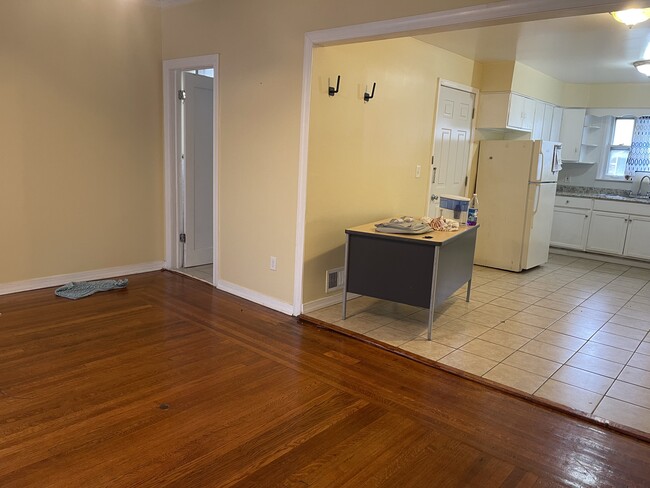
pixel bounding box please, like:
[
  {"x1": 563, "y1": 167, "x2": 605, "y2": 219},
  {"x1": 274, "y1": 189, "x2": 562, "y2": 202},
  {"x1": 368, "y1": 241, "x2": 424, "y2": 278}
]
[
  {"x1": 550, "y1": 248, "x2": 650, "y2": 270},
  {"x1": 302, "y1": 292, "x2": 361, "y2": 314},
  {"x1": 217, "y1": 279, "x2": 294, "y2": 316},
  {"x1": 0, "y1": 262, "x2": 165, "y2": 296}
]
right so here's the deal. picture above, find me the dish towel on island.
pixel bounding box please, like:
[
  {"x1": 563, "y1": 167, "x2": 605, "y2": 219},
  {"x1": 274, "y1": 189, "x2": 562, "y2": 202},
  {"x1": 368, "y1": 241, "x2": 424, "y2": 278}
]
[{"x1": 55, "y1": 279, "x2": 128, "y2": 300}]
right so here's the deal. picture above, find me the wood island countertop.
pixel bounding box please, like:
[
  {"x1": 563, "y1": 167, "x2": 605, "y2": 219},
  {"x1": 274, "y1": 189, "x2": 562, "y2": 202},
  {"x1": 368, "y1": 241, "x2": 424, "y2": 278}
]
[{"x1": 345, "y1": 218, "x2": 479, "y2": 246}]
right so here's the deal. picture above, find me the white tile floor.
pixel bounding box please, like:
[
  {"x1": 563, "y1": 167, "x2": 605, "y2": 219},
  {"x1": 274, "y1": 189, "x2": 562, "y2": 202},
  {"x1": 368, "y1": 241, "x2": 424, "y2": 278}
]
[
  {"x1": 307, "y1": 254, "x2": 650, "y2": 435},
  {"x1": 176, "y1": 264, "x2": 214, "y2": 284}
]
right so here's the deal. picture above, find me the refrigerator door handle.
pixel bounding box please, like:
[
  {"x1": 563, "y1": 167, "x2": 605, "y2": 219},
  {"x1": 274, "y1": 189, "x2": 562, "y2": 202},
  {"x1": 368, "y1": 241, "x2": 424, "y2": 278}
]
[
  {"x1": 533, "y1": 184, "x2": 541, "y2": 215},
  {"x1": 537, "y1": 152, "x2": 544, "y2": 182}
]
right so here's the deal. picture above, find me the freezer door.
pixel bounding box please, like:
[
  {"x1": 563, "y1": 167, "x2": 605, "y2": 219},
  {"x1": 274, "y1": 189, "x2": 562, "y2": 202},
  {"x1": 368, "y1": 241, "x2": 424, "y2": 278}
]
[
  {"x1": 529, "y1": 141, "x2": 560, "y2": 183},
  {"x1": 521, "y1": 182, "x2": 557, "y2": 270}
]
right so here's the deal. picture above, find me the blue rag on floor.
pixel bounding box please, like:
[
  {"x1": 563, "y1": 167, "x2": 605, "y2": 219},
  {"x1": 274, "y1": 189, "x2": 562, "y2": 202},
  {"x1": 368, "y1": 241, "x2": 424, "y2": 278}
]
[{"x1": 54, "y1": 279, "x2": 128, "y2": 300}]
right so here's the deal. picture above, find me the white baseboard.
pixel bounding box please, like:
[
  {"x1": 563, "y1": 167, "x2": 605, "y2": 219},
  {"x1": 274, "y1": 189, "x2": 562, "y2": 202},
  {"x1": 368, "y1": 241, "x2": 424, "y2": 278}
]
[
  {"x1": 550, "y1": 248, "x2": 650, "y2": 270},
  {"x1": 0, "y1": 262, "x2": 164, "y2": 296},
  {"x1": 302, "y1": 292, "x2": 360, "y2": 314},
  {"x1": 217, "y1": 279, "x2": 294, "y2": 316}
]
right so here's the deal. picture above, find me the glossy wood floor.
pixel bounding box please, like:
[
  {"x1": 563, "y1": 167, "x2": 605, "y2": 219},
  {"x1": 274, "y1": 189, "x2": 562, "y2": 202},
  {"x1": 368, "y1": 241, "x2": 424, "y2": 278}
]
[{"x1": 1, "y1": 271, "x2": 649, "y2": 487}]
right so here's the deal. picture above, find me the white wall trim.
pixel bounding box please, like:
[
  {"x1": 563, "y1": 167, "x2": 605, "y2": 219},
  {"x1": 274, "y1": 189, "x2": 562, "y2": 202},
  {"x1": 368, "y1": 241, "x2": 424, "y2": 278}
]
[
  {"x1": 292, "y1": 0, "x2": 630, "y2": 317},
  {"x1": 550, "y1": 249, "x2": 650, "y2": 269},
  {"x1": 217, "y1": 280, "x2": 294, "y2": 316},
  {"x1": 302, "y1": 292, "x2": 361, "y2": 314},
  {"x1": 162, "y1": 54, "x2": 220, "y2": 286},
  {"x1": 0, "y1": 262, "x2": 164, "y2": 296}
]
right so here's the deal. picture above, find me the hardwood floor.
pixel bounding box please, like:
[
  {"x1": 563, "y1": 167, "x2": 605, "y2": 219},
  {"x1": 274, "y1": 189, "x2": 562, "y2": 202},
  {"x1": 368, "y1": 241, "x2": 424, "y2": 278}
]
[{"x1": 1, "y1": 270, "x2": 649, "y2": 487}]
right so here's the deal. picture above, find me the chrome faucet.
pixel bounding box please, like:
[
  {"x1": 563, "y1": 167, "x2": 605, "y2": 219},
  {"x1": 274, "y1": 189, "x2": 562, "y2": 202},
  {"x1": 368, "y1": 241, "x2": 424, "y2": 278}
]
[{"x1": 638, "y1": 175, "x2": 650, "y2": 197}]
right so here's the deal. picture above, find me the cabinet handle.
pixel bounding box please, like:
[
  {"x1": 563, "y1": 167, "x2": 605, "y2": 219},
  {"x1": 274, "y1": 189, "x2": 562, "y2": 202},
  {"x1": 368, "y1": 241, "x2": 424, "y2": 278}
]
[
  {"x1": 584, "y1": 215, "x2": 588, "y2": 218},
  {"x1": 566, "y1": 200, "x2": 570, "y2": 204}
]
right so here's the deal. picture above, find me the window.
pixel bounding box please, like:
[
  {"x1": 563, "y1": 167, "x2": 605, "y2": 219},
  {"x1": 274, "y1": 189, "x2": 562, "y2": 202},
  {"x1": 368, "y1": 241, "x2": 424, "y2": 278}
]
[{"x1": 604, "y1": 117, "x2": 634, "y2": 178}]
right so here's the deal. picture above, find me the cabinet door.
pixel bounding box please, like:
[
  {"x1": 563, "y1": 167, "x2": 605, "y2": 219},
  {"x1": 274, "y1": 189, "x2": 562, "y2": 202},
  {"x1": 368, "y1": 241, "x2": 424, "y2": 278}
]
[
  {"x1": 623, "y1": 216, "x2": 650, "y2": 260},
  {"x1": 550, "y1": 208, "x2": 591, "y2": 250},
  {"x1": 550, "y1": 106, "x2": 563, "y2": 141},
  {"x1": 542, "y1": 104, "x2": 554, "y2": 140},
  {"x1": 507, "y1": 93, "x2": 525, "y2": 129},
  {"x1": 586, "y1": 211, "x2": 628, "y2": 255},
  {"x1": 521, "y1": 96, "x2": 536, "y2": 131},
  {"x1": 531, "y1": 100, "x2": 545, "y2": 140},
  {"x1": 559, "y1": 108, "x2": 586, "y2": 161}
]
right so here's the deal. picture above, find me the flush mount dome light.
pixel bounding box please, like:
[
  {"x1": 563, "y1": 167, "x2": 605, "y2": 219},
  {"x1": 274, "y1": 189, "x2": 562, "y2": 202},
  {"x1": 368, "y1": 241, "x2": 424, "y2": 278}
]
[
  {"x1": 634, "y1": 59, "x2": 650, "y2": 76},
  {"x1": 611, "y1": 8, "x2": 650, "y2": 26}
]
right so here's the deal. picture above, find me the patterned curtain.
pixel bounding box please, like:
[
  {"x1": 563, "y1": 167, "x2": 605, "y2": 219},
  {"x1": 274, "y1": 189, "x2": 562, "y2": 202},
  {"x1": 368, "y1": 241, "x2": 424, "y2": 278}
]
[{"x1": 625, "y1": 116, "x2": 650, "y2": 178}]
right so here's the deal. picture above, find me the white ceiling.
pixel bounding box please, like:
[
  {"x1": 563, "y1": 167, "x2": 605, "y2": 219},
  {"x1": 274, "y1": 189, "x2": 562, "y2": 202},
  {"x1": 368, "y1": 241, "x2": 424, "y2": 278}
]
[{"x1": 415, "y1": 13, "x2": 650, "y2": 84}]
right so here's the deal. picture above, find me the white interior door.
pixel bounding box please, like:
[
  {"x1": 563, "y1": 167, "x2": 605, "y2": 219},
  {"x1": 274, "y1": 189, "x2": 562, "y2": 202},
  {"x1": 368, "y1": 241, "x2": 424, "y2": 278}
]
[
  {"x1": 428, "y1": 85, "x2": 475, "y2": 217},
  {"x1": 183, "y1": 72, "x2": 214, "y2": 268}
]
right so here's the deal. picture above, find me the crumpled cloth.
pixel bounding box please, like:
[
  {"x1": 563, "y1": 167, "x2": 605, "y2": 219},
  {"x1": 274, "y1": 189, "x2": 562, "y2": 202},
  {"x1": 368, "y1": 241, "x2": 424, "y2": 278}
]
[
  {"x1": 375, "y1": 217, "x2": 432, "y2": 234},
  {"x1": 55, "y1": 279, "x2": 128, "y2": 300}
]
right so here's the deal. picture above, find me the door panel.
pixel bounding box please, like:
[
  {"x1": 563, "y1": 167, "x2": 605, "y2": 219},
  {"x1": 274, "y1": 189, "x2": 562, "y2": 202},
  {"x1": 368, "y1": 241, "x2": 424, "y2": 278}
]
[
  {"x1": 183, "y1": 72, "x2": 214, "y2": 267},
  {"x1": 428, "y1": 86, "x2": 474, "y2": 217},
  {"x1": 623, "y1": 216, "x2": 650, "y2": 259}
]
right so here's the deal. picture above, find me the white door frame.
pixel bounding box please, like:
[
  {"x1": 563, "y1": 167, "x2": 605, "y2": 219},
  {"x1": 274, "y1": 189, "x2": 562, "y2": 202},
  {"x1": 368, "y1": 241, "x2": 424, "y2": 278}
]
[
  {"x1": 163, "y1": 55, "x2": 220, "y2": 284},
  {"x1": 292, "y1": 0, "x2": 632, "y2": 315},
  {"x1": 425, "y1": 79, "x2": 479, "y2": 214}
]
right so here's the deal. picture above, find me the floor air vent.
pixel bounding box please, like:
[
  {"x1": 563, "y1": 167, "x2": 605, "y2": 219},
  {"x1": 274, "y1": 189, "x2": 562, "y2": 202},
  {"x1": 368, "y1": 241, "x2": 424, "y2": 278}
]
[{"x1": 326, "y1": 267, "x2": 344, "y2": 293}]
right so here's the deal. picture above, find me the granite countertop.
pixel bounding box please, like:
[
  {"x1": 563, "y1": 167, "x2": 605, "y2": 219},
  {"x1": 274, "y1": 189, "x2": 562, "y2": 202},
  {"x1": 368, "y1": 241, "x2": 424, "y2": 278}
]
[{"x1": 556, "y1": 185, "x2": 650, "y2": 204}]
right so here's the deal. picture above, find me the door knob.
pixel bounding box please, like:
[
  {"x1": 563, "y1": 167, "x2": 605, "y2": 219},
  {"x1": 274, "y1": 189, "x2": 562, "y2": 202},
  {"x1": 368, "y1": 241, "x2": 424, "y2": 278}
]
[{"x1": 430, "y1": 194, "x2": 439, "y2": 201}]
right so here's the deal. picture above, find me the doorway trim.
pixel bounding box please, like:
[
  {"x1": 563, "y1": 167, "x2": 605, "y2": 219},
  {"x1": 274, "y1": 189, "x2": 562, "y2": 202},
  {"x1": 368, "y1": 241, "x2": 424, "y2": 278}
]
[
  {"x1": 292, "y1": 0, "x2": 633, "y2": 315},
  {"x1": 163, "y1": 54, "x2": 220, "y2": 284}
]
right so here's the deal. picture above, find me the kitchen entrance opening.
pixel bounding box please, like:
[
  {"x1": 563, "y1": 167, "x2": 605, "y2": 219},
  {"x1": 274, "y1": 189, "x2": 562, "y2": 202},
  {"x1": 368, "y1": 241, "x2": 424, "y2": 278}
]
[{"x1": 162, "y1": 55, "x2": 219, "y2": 286}]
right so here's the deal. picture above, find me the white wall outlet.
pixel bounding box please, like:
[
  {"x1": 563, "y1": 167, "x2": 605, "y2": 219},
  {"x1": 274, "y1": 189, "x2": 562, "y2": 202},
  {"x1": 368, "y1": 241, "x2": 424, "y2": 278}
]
[
  {"x1": 270, "y1": 256, "x2": 277, "y2": 271},
  {"x1": 415, "y1": 165, "x2": 421, "y2": 178}
]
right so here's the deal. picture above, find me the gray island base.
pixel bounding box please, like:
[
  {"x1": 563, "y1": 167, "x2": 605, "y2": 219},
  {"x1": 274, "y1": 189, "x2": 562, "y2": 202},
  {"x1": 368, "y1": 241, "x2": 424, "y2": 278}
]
[{"x1": 342, "y1": 219, "x2": 479, "y2": 340}]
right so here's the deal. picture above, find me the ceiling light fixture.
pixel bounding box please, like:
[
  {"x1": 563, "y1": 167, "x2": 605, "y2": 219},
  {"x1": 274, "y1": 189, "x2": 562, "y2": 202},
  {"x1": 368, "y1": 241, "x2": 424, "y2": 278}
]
[
  {"x1": 634, "y1": 59, "x2": 650, "y2": 76},
  {"x1": 611, "y1": 8, "x2": 650, "y2": 26}
]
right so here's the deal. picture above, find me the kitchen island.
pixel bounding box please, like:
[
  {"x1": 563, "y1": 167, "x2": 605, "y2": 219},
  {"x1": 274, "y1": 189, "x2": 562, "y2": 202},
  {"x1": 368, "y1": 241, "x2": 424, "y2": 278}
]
[{"x1": 342, "y1": 219, "x2": 479, "y2": 340}]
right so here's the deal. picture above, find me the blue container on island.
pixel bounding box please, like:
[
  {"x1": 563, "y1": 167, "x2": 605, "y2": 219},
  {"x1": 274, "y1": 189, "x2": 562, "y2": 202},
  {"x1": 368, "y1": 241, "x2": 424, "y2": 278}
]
[{"x1": 439, "y1": 195, "x2": 470, "y2": 223}]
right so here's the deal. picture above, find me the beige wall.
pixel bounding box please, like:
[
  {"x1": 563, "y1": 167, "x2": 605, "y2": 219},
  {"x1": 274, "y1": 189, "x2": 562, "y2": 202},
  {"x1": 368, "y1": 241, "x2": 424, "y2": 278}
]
[
  {"x1": 161, "y1": 0, "x2": 499, "y2": 306},
  {"x1": 511, "y1": 62, "x2": 565, "y2": 106},
  {"x1": 1, "y1": 0, "x2": 163, "y2": 283},
  {"x1": 303, "y1": 38, "x2": 479, "y2": 303}
]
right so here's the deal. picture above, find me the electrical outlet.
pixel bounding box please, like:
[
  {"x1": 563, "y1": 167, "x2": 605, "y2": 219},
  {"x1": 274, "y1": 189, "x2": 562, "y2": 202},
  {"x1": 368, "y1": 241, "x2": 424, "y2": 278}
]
[
  {"x1": 415, "y1": 165, "x2": 421, "y2": 178},
  {"x1": 270, "y1": 256, "x2": 277, "y2": 271}
]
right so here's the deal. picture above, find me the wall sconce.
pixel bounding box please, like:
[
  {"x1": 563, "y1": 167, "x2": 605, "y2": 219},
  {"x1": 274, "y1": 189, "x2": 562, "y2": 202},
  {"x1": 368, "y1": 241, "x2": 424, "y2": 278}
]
[
  {"x1": 633, "y1": 60, "x2": 650, "y2": 76},
  {"x1": 611, "y1": 8, "x2": 650, "y2": 27}
]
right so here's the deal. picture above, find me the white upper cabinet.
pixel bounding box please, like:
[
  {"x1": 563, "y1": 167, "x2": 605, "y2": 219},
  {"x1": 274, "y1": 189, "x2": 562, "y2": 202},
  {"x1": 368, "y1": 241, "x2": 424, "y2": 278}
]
[
  {"x1": 477, "y1": 92, "x2": 560, "y2": 138},
  {"x1": 559, "y1": 108, "x2": 586, "y2": 161},
  {"x1": 542, "y1": 103, "x2": 554, "y2": 140},
  {"x1": 476, "y1": 92, "x2": 536, "y2": 131},
  {"x1": 531, "y1": 100, "x2": 546, "y2": 140},
  {"x1": 507, "y1": 93, "x2": 536, "y2": 131},
  {"x1": 550, "y1": 106, "x2": 563, "y2": 141}
]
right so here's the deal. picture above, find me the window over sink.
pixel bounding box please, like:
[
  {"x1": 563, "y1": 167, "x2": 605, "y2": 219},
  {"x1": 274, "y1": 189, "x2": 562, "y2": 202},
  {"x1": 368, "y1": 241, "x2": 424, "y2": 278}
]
[{"x1": 600, "y1": 117, "x2": 634, "y2": 180}]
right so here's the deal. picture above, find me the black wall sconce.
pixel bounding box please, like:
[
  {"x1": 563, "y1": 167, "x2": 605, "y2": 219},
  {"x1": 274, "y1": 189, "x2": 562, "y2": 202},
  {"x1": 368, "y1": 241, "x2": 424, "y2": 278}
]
[
  {"x1": 364, "y1": 82, "x2": 376, "y2": 102},
  {"x1": 328, "y1": 75, "x2": 341, "y2": 96}
]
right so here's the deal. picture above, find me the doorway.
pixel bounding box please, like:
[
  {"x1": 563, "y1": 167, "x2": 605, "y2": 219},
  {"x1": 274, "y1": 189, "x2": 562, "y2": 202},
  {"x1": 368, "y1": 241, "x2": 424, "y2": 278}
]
[
  {"x1": 163, "y1": 55, "x2": 219, "y2": 285},
  {"x1": 428, "y1": 82, "x2": 477, "y2": 217}
]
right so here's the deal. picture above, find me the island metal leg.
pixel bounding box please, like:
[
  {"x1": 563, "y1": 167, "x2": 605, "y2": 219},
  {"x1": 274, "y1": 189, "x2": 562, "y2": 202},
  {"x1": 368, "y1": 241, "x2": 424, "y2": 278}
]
[
  {"x1": 341, "y1": 235, "x2": 350, "y2": 321},
  {"x1": 465, "y1": 279, "x2": 472, "y2": 302},
  {"x1": 427, "y1": 250, "x2": 441, "y2": 341}
]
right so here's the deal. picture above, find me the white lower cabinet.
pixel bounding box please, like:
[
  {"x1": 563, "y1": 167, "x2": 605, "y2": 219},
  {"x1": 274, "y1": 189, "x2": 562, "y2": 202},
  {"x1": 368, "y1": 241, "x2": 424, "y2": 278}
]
[
  {"x1": 624, "y1": 216, "x2": 650, "y2": 260},
  {"x1": 550, "y1": 208, "x2": 591, "y2": 250},
  {"x1": 586, "y1": 211, "x2": 628, "y2": 254},
  {"x1": 552, "y1": 196, "x2": 650, "y2": 261}
]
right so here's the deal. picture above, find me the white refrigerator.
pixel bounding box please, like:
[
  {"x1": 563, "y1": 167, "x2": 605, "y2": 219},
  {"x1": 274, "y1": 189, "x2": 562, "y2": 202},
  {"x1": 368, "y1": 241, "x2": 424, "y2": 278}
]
[{"x1": 474, "y1": 140, "x2": 561, "y2": 272}]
